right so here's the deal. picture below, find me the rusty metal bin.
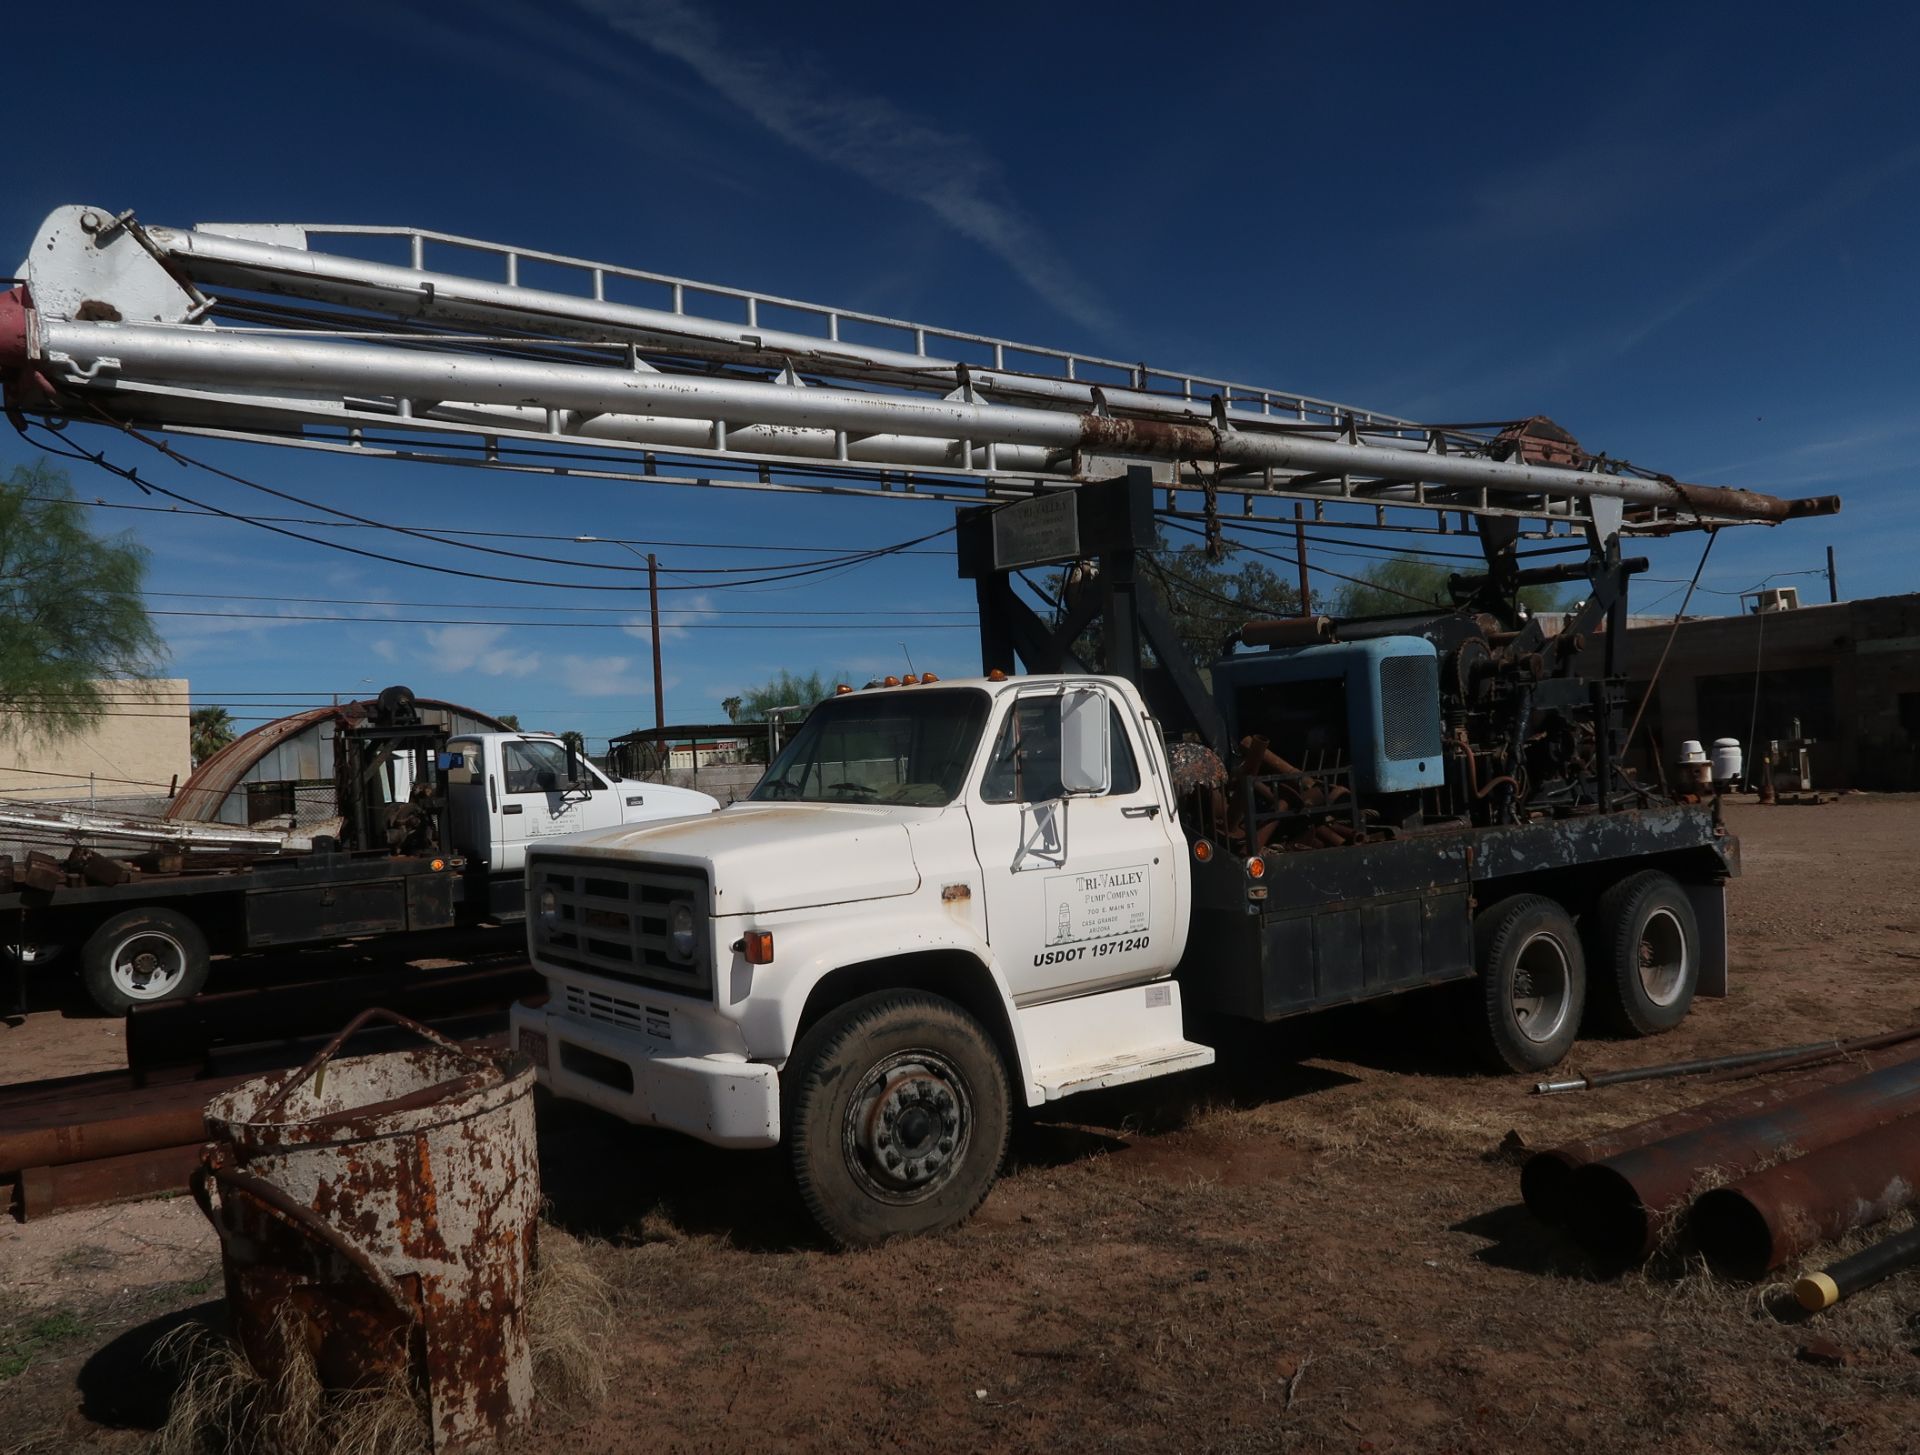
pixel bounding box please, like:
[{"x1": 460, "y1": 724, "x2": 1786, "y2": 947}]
[{"x1": 194, "y1": 1009, "x2": 539, "y2": 1451}]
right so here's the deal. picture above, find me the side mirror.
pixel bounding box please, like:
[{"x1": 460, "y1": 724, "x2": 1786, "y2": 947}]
[
  {"x1": 565, "y1": 740, "x2": 583, "y2": 785},
  {"x1": 1058, "y1": 688, "x2": 1110, "y2": 795}
]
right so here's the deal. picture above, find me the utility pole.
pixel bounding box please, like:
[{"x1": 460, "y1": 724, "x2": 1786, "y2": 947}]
[
  {"x1": 1293, "y1": 501, "x2": 1311, "y2": 610},
  {"x1": 648, "y1": 552, "x2": 664, "y2": 735}
]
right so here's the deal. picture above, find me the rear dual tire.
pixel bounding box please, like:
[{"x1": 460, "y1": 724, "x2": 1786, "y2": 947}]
[
  {"x1": 1586, "y1": 870, "x2": 1700, "y2": 1037},
  {"x1": 1471, "y1": 894, "x2": 1586, "y2": 1074}
]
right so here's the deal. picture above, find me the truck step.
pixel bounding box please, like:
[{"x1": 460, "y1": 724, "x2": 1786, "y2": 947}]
[{"x1": 1033, "y1": 1041, "x2": 1215, "y2": 1101}]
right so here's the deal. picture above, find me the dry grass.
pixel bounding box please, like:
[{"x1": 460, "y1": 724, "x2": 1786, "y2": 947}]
[
  {"x1": 153, "y1": 1312, "x2": 426, "y2": 1455},
  {"x1": 528, "y1": 1224, "x2": 617, "y2": 1411}
]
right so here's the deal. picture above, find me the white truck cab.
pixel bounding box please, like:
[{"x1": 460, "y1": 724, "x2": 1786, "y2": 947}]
[
  {"x1": 510, "y1": 676, "x2": 1212, "y2": 1245},
  {"x1": 444, "y1": 732, "x2": 719, "y2": 912}
]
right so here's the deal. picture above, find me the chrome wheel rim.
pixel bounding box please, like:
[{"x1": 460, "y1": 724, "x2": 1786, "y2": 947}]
[
  {"x1": 1511, "y1": 930, "x2": 1573, "y2": 1044},
  {"x1": 1637, "y1": 908, "x2": 1690, "y2": 1007},
  {"x1": 108, "y1": 931, "x2": 188, "y2": 1000}
]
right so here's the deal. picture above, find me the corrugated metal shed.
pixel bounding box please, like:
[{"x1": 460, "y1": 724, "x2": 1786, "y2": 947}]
[{"x1": 167, "y1": 696, "x2": 507, "y2": 825}]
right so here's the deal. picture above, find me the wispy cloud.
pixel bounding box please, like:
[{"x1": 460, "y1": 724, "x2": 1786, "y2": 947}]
[
  {"x1": 423, "y1": 624, "x2": 540, "y2": 677},
  {"x1": 569, "y1": 0, "x2": 1115, "y2": 336},
  {"x1": 557, "y1": 653, "x2": 654, "y2": 699}
]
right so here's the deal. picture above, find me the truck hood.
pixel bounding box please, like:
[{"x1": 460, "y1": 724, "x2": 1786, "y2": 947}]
[{"x1": 539, "y1": 802, "x2": 922, "y2": 916}]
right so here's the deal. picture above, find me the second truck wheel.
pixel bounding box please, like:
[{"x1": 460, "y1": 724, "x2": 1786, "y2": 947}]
[
  {"x1": 79, "y1": 907, "x2": 211, "y2": 1014},
  {"x1": 1586, "y1": 870, "x2": 1700, "y2": 1036},
  {"x1": 1471, "y1": 894, "x2": 1587, "y2": 1073},
  {"x1": 783, "y1": 990, "x2": 1010, "y2": 1249}
]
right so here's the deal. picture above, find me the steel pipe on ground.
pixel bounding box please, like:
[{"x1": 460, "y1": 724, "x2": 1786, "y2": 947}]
[
  {"x1": 1561, "y1": 1054, "x2": 1920, "y2": 1262},
  {"x1": 1692, "y1": 1113, "x2": 1920, "y2": 1276},
  {"x1": 1797, "y1": 1223, "x2": 1920, "y2": 1311},
  {"x1": 1521, "y1": 1043, "x2": 1920, "y2": 1222}
]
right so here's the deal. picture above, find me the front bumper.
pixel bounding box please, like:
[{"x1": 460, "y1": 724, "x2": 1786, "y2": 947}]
[{"x1": 510, "y1": 998, "x2": 779, "y2": 1149}]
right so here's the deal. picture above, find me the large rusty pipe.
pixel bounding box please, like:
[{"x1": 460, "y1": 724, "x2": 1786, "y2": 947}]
[
  {"x1": 1521, "y1": 1043, "x2": 1920, "y2": 1222},
  {"x1": 1560, "y1": 1053, "x2": 1920, "y2": 1262},
  {"x1": 1691, "y1": 1113, "x2": 1920, "y2": 1276},
  {"x1": 0, "y1": 1105, "x2": 210, "y2": 1173}
]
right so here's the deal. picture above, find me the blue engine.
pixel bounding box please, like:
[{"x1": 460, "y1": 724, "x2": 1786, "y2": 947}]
[{"x1": 1211, "y1": 636, "x2": 1444, "y2": 795}]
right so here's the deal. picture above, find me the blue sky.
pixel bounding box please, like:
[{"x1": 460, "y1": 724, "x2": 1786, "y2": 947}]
[{"x1": 3, "y1": 2, "x2": 1913, "y2": 748}]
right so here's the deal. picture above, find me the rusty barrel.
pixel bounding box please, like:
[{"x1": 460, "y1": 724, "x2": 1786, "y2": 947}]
[
  {"x1": 195, "y1": 1008, "x2": 538, "y2": 1452},
  {"x1": 1522, "y1": 1043, "x2": 1920, "y2": 1222},
  {"x1": 1692, "y1": 1111, "x2": 1920, "y2": 1276},
  {"x1": 1562, "y1": 1054, "x2": 1920, "y2": 1264}
]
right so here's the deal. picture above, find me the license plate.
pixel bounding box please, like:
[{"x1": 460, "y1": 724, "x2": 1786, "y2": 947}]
[{"x1": 519, "y1": 1028, "x2": 550, "y2": 1069}]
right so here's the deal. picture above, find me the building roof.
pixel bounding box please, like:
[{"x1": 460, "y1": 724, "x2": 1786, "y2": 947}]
[{"x1": 166, "y1": 694, "x2": 506, "y2": 821}]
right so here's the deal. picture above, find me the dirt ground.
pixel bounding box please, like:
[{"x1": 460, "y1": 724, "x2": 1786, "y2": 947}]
[{"x1": 5, "y1": 797, "x2": 1920, "y2": 1454}]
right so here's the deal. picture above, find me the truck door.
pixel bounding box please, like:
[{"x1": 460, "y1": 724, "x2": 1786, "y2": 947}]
[
  {"x1": 495, "y1": 738, "x2": 622, "y2": 873},
  {"x1": 967, "y1": 687, "x2": 1181, "y2": 1006}
]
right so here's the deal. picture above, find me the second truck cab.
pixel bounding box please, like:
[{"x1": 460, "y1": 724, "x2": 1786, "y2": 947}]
[{"x1": 443, "y1": 732, "x2": 720, "y2": 914}]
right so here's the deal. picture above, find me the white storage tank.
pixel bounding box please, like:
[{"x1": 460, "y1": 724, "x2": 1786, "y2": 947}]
[{"x1": 1711, "y1": 738, "x2": 1743, "y2": 786}]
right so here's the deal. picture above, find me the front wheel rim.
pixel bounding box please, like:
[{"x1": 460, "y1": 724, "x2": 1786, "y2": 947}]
[
  {"x1": 108, "y1": 931, "x2": 189, "y2": 1000},
  {"x1": 842, "y1": 1048, "x2": 974, "y2": 1205},
  {"x1": 1511, "y1": 930, "x2": 1573, "y2": 1044},
  {"x1": 1637, "y1": 908, "x2": 1690, "y2": 1007}
]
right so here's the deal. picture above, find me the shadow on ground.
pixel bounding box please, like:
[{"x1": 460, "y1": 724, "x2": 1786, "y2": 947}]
[{"x1": 77, "y1": 1299, "x2": 226, "y2": 1430}]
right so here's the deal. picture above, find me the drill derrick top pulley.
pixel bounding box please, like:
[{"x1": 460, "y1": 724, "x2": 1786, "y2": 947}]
[{"x1": 0, "y1": 204, "x2": 1838, "y2": 559}]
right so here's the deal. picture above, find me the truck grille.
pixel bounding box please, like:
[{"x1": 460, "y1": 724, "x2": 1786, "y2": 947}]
[{"x1": 529, "y1": 859, "x2": 711, "y2": 997}]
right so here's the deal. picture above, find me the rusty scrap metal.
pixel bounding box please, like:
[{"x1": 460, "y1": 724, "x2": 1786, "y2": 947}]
[
  {"x1": 1239, "y1": 616, "x2": 1335, "y2": 649},
  {"x1": 1561, "y1": 1053, "x2": 1920, "y2": 1262},
  {"x1": 15, "y1": 1142, "x2": 203, "y2": 1220},
  {"x1": 1796, "y1": 1223, "x2": 1920, "y2": 1311},
  {"x1": 1167, "y1": 742, "x2": 1227, "y2": 797},
  {"x1": 199, "y1": 1007, "x2": 539, "y2": 1451},
  {"x1": 1692, "y1": 1112, "x2": 1920, "y2": 1276}
]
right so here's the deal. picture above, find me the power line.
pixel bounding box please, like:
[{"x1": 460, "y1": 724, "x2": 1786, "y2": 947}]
[
  {"x1": 17, "y1": 422, "x2": 956, "y2": 595},
  {"x1": 112, "y1": 590, "x2": 974, "y2": 618},
  {"x1": 148, "y1": 609, "x2": 972, "y2": 630},
  {"x1": 22, "y1": 495, "x2": 956, "y2": 557}
]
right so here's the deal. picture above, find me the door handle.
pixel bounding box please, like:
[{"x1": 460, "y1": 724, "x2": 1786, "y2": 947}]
[
  {"x1": 1122, "y1": 804, "x2": 1160, "y2": 819},
  {"x1": 502, "y1": 804, "x2": 524, "y2": 815}
]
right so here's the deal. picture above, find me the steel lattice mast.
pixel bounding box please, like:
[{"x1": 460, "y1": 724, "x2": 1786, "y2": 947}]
[{"x1": 0, "y1": 206, "x2": 1839, "y2": 539}]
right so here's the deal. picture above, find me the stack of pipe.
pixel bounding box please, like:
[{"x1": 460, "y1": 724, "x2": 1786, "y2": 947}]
[
  {"x1": 1524, "y1": 1040, "x2": 1920, "y2": 1281},
  {"x1": 1233, "y1": 735, "x2": 1362, "y2": 852}
]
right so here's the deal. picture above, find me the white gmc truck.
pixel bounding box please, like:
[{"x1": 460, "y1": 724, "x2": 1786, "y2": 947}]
[
  {"x1": 511, "y1": 668, "x2": 1732, "y2": 1246},
  {"x1": 512, "y1": 674, "x2": 1208, "y2": 1245}
]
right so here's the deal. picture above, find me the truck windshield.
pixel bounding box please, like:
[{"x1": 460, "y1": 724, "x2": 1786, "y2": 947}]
[{"x1": 752, "y1": 689, "x2": 989, "y2": 807}]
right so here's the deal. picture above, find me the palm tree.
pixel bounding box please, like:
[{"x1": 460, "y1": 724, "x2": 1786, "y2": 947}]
[
  {"x1": 560, "y1": 729, "x2": 587, "y2": 757},
  {"x1": 722, "y1": 696, "x2": 742, "y2": 723},
  {"x1": 190, "y1": 705, "x2": 235, "y2": 764}
]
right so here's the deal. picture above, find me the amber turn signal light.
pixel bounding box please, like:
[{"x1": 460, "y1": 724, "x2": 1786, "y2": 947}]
[
  {"x1": 1193, "y1": 839, "x2": 1213, "y2": 862},
  {"x1": 739, "y1": 930, "x2": 775, "y2": 965}
]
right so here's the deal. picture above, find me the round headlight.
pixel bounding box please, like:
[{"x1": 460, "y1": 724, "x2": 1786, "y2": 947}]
[
  {"x1": 670, "y1": 902, "x2": 696, "y2": 959},
  {"x1": 537, "y1": 886, "x2": 558, "y2": 923}
]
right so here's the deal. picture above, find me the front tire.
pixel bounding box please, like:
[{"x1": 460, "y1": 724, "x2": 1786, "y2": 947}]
[
  {"x1": 79, "y1": 907, "x2": 210, "y2": 1014},
  {"x1": 783, "y1": 990, "x2": 1010, "y2": 1249},
  {"x1": 1471, "y1": 894, "x2": 1586, "y2": 1073},
  {"x1": 1586, "y1": 870, "x2": 1700, "y2": 1036}
]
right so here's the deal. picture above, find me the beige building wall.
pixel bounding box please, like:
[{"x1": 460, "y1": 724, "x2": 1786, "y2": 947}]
[{"x1": 0, "y1": 679, "x2": 192, "y2": 805}]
